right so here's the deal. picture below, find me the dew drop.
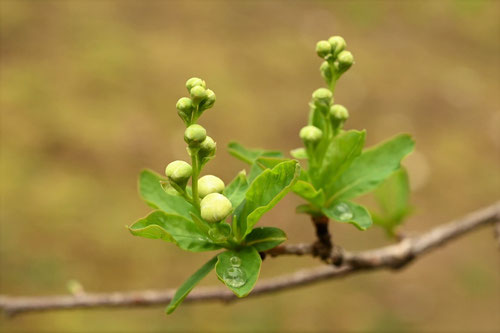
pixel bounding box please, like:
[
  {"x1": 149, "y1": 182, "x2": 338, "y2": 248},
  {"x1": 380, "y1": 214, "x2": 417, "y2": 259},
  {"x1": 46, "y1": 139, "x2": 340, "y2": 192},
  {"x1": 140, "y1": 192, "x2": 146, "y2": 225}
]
[
  {"x1": 229, "y1": 256, "x2": 241, "y2": 267},
  {"x1": 208, "y1": 223, "x2": 231, "y2": 243},
  {"x1": 333, "y1": 202, "x2": 353, "y2": 221},
  {"x1": 223, "y1": 267, "x2": 246, "y2": 288}
]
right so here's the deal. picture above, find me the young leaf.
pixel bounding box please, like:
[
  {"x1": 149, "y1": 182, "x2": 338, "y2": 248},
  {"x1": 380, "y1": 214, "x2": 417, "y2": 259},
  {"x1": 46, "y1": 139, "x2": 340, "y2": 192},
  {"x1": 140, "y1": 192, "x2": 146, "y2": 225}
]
[
  {"x1": 139, "y1": 169, "x2": 196, "y2": 219},
  {"x1": 228, "y1": 141, "x2": 283, "y2": 165},
  {"x1": 371, "y1": 168, "x2": 412, "y2": 235},
  {"x1": 247, "y1": 157, "x2": 291, "y2": 184},
  {"x1": 316, "y1": 130, "x2": 366, "y2": 196},
  {"x1": 215, "y1": 247, "x2": 262, "y2": 297},
  {"x1": 322, "y1": 201, "x2": 372, "y2": 230},
  {"x1": 235, "y1": 160, "x2": 300, "y2": 239},
  {"x1": 326, "y1": 134, "x2": 415, "y2": 203},
  {"x1": 244, "y1": 227, "x2": 287, "y2": 251},
  {"x1": 224, "y1": 170, "x2": 249, "y2": 208},
  {"x1": 292, "y1": 180, "x2": 325, "y2": 207},
  {"x1": 166, "y1": 256, "x2": 217, "y2": 314},
  {"x1": 128, "y1": 211, "x2": 222, "y2": 252}
]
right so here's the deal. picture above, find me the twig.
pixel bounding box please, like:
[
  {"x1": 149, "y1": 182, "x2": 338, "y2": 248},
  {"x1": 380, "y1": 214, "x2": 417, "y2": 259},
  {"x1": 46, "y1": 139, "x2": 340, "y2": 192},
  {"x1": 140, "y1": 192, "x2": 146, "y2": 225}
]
[{"x1": 1, "y1": 201, "x2": 498, "y2": 317}]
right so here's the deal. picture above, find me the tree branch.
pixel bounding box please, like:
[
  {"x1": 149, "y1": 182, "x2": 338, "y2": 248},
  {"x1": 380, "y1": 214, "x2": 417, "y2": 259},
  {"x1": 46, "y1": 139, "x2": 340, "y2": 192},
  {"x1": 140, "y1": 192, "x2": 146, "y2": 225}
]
[{"x1": 1, "y1": 201, "x2": 499, "y2": 317}]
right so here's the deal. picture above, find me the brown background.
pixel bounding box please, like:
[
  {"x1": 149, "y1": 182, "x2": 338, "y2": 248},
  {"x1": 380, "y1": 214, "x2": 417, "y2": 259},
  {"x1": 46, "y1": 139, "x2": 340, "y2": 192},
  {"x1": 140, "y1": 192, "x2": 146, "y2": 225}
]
[{"x1": 1, "y1": 1, "x2": 499, "y2": 332}]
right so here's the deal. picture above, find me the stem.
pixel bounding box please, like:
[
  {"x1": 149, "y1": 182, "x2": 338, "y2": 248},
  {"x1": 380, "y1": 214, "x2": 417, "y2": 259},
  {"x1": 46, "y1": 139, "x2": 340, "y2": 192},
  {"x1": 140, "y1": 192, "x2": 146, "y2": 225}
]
[
  {"x1": 191, "y1": 152, "x2": 200, "y2": 209},
  {"x1": 311, "y1": 214, "x2": 334, "y2": 263}
]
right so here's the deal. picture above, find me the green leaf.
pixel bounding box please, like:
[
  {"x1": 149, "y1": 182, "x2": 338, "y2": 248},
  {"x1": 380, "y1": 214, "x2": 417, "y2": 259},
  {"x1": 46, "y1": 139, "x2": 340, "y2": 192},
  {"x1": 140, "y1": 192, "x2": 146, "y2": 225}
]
[
  {"x1": 316, "y1": 130, "x2": 366, "y2": 196},
  {"x1": 139, "y1": 169, "x2": 195, "y2": 219},
  {"x1": 166, "y1": 256, "x2": 217, "y2": 314},
  {"x1": 371, "y1": 168, "x2": 412, "y2": 235},
  {"x1": 292, "y1": 180, "x2": 325, "y2": 206},
  {"x1": 228, "y1": 141, "x2": 283, "y2": 165},
  {"x1": 326, "y1": 134, "x2": 415, "y2": 203},
  {"x1": 322, "y1": 201, "x2": 373, "y2": 230},
  {"x1": 128, "y1": 211, "x2": 222, "y2": 252},
  {"x1": 244, "y1": 227, "x2": 287, "y2": 251},
  {"x1": 290, "y1": 147, "x2": 308, "y2": 160},
  {"x1": 215, "y1": 247, "x2": 262, "y2": 297},
  {"x1": 235, "y1": 160, "x2": 300, "y2": 239},
  {"x1": 224, "y1": 170, "x2": 249, "y2": 208},
  {"x1": 248, "y1": 157, "x2": 291, "y2": 184}
]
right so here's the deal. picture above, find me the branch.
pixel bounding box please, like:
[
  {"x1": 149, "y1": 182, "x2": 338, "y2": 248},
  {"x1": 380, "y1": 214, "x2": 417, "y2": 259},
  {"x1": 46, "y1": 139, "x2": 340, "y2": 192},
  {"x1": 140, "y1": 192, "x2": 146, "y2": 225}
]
[{"x1": 1, "y1": 201, "x2": 499, "y2": 317}]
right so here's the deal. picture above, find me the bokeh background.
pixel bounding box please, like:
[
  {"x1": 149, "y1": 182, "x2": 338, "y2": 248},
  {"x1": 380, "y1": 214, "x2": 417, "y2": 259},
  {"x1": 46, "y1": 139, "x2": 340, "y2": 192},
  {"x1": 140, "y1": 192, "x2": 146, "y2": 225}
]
[{"x1": 1, "y1": 1, "x2": 499, "y2": 332}]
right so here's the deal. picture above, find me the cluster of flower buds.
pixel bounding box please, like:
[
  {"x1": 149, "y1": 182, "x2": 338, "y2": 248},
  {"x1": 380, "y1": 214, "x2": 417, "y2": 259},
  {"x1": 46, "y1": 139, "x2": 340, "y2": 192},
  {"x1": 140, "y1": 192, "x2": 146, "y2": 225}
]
[
  {"x1": 163, "y1": 77, "x2": 233, "y2": 225},
  {"x1": 315, "y1": 36, "x2": 354, "y2": 86},
  {"x1": 176, "y1": 78, "x2": 216, "y2": 125}
]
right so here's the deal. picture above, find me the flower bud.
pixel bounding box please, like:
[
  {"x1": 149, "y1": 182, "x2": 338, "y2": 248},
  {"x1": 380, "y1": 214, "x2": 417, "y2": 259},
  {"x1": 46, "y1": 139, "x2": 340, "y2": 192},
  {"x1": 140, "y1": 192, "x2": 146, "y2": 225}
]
[
  {"x1": 198, "y1": 175, "x2": 225, "y2": 198},
  {"x1": 336, "y1": 50, "x2": 354, "y2": 72},
  {"x1": 200, "y1": 89, "x2": 216, "y2": 111},
  {"x1": 199, "y1": 136, "x2": 216, "y2": 158},
  {"x1": 328, "y1": 36, "x2": 346, "y2": 56},
  {"x1": 184, "y1": 124, "x2": 207, "y2": 147},
  {"x1": 200, "y1": 193, "x2": 232, "y2": 223},
  {"x1": 312, "y1": 88, "x2": 333, "y2": 104},
  {"x1": 299, "y1": 125, "x2": 323, "y2": 143},
  {"x1": 186, "y1": 77, "x2": 206, "y2": 92},
  {"x1": 320, "y1": 61, "x2": 332, "y2": 83},
  {"x1": 190, "y1": 85, "x2": 208, "y2": 105},
  {"x1": 176, "y1": 97, "x2": 194, "y2": 123},
  {"x1": 165, "y1": 160, "x2": 192, "y2": 189},
  {"x1": 316, "y1": 40, "x2": 332, "y2": 58},
  {"x1": 330, "y1": 104, "x2": 349, "y2": 120}
]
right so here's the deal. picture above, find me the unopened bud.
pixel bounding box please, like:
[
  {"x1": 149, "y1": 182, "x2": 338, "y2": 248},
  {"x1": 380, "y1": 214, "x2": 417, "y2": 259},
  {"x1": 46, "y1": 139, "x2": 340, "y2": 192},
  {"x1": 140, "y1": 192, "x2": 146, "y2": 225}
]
[
  {"x1": 198, "y1": 175, "x2": 225, "y2": 198},
  {"x1": 184, "y1": 124, "x2": 207, "y2": 147},
  {"x1": 176, "y1": 97, "x2": 194, "y2": 123},
  {"x1": 299, "y1": 125, "x2": 323, "y2": 143},
  {"x1": 199, "y1": 136, "x2": 216, "y2": 158},
  {"x1": 165, "y1": 160, "x2": 192, "y2": 189},
  {"x1": 320, "y1": 61, "x2": 332, "y2": 84},
  {"x1": 190, "y1": 85, "x2": 208, "y2": 105},
  {"x1": 328, "y1": 36, "x2": 346, "y2": 56},
  {"x1": 200, "y1": 89, "x2": 216, "y2": 111},
  {"x1": 186, "y1": 77, "x2": 206, "y2": 92},
  {"x1": 200, "y1": 193, "x2": 232, "y2": 223},
  {"x1": 316, "y1": 40, "x2": 332, "y2": 58},
  {"x1": 330, "y1": 104, "x2": 349, "y2": 120},
  {"x1": 312, "y1": 88, "x2": 333, "y2": 103},
  {"x1": 336, "y1": 51, "x2": 354, "y2": 72}
]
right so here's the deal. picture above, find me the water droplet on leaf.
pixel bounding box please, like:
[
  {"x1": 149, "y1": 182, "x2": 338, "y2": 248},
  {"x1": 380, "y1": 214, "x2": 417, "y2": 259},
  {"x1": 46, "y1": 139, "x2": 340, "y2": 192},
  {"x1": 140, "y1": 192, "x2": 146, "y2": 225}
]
[
  {"x1": 333, "y1": 202, "x2": 353, "y2": 221},
  {"x1": 208, "y1": 223, "x2": 231, "y2": 242},
  {"x1": 223, "y1": 267, "x2": 246, "y2": 288},
  {"x1": 229, "y1": 256, "x2": 241, "y2": 267}
]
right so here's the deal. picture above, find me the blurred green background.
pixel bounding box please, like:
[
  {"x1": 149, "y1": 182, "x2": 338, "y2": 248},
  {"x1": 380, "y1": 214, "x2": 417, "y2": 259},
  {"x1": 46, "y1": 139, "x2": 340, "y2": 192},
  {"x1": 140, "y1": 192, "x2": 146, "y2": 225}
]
[{"x1": 1, "y1": 0, "x2": 499, "y2": 332}]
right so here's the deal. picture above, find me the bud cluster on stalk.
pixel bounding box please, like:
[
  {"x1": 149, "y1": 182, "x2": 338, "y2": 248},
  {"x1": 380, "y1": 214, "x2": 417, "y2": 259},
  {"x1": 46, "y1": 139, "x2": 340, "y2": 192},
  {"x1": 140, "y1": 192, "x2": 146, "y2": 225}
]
[
  {"x1": 164, "y1": 78, "x2": 233, "y2": 225},
  {"x1": 297, "y1": 36, "x2": 353, "y2": 164},
  {"x1": 315, "y1": 36, "x2": 354, "y2": 87}
]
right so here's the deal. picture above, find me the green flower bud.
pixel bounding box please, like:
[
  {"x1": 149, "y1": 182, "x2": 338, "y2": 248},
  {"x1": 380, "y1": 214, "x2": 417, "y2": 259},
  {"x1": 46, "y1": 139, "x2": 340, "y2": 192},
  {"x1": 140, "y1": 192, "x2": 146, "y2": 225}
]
[
  {"x1": 328, "y1": 36, "x2": 346, "y2": 56},
  {"x1": 165, "y1": 160, "x2": 192, "y2": 189},
  {"x1": 200, "y1": 193, "x2": 232, "y2": 223},
  {"x1": 330, "y1": 104, "x2": 349, "y2": 120},
  {"x1": 312, "y1": 88, "x2": 333, "y2": 103},
  {"x1": 200, "y1": 89, "x2": 216, "y2": 111},
  {"x1": 336, "y1": 50, "x2": 354, "y2": 72},
  {"x1": 299, "y1": 125, "x2": 323, "y2": 143},
  {"x1": 312, "y1": 88, "x2": 333, "y2": 112},
  {"x1": 184, "y1": 124, "x2": 207, "y2": 147},
  {"x1": 320, "y1": 61, "x2": 332, "y2": 84},
  {"x1": 199, "y1": 136, "x2": 216, "y2": 158},
  {"x1": 190, "y1": 85, "x2": 208, "y2": 105},
  {"x1": 316, "y1": 40, "x2": 332, "y2": 58},
  {"x1": 186, "y1": 77, "x2": 206, "y2": 92},
  {"x1": 176, "y1": 97, "x2": 193, "y2": 114},
  {"x1": 198, "y1": 175, "x2": 225, "y2": 198},
  {"x1": 176, "y1": 97, "x2": 194, "y2": 123}
]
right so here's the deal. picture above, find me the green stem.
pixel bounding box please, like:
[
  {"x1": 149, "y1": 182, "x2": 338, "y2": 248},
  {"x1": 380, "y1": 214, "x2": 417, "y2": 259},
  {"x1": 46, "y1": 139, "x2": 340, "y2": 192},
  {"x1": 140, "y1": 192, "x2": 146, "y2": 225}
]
[{"x1": 191, "y1": 152, "x2": 200, "y2": 209}]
